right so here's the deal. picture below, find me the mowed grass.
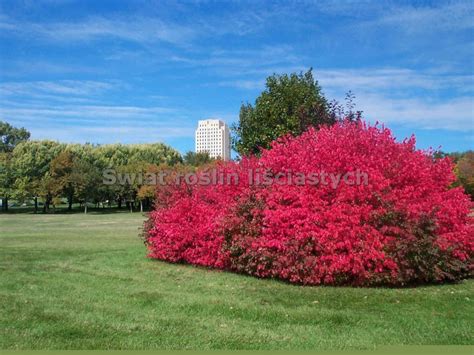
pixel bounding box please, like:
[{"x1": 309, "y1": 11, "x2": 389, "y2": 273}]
[{"x1": 0, "y1": 212, "x2": 473, "y2": 350}]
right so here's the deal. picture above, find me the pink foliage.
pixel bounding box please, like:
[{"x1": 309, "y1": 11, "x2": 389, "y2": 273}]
[{"x1": 145, "y1": 121, "x2": 473, "y2": 286}]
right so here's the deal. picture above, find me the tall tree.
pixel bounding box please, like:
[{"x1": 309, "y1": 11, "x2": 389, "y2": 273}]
[
  {"x1": 0, "y1": 151, "x2": 13, "y2": 212},
  {"x1": 71, "y1": 159, "x2": 100, "y2": 214},
  {"x1": 49, "y1": 150, "x2": 76, "y2": 210},
  {"x1": 232, "y1": 69, "x2": 330, "y2": 156},
  {"x1": 38, "y1": 172, "x2": 56, "y2": 213},
  {"x1": 11, "y1": 140, "x2": 64, "y2": 213},
  {"x1": 0, "y1": 121, "x2": 30, "y2": 211},
  {"x1": 0, "y1": 121, "x2": 30, "y2": 153}
]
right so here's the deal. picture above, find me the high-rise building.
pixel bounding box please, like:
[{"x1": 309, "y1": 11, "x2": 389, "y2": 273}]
[{"x1": 195, "y1": 119, "x2": 231, "y2": 161}]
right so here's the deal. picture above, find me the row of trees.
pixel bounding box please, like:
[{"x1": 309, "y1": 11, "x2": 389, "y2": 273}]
[{"x1": 0, "y1": 122, "x2": 212, "y2": 213}]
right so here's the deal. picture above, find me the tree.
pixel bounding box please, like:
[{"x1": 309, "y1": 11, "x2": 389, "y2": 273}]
[
  {"x1": 0, "y1": 121, "x2": 30, "y2": 153},
  {"x1": 0, "y1": 151, "x2": 14, "y2": 212},
  {"x1": 232, "y1": 69, "x2": 330, "y2": 156},
  {"x1": 3, "y1": 134, "x2": 183, "y2": 213},
  {"x1": 38, "y1": 172, "x2": 56, "y2": 213},
  {"x1": 183, "y1": 151, "x2": 213, "y2": 166},
  {"x1": 455, "y1": 151, "x2": 474, "y2": 199},
  {"x1": 49, "y1": 151, "x2": 76, "y2": 210},
  {"x1": 11, "y1": 140, "x2": 64, "y2": 213},
  {"x1": 71, "y1": 159, "x2": 100, "y2": 214},
  {"x1": 136, "y1": 164, "x2": 163, "y2": 212},
  {"x1": 0, "y1": 121, "x2": 30, "y2": 211},
  {"x1": 436, "y1": 150, "x2": 474, "y2": 200},
  {"x1": 93, "y1": 143, "x2": 182, "y2": 209}
]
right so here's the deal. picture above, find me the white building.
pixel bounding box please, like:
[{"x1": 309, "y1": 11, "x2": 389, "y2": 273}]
[{"x1": 195, "y1": 119, "x2": 231, "y2": 161}]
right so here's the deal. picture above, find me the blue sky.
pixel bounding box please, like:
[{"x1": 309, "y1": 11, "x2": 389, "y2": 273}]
[{"x1": 0, "y1": 0, "x2": 473, "y2": 154}]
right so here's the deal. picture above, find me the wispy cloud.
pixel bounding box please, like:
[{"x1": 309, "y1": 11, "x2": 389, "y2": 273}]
[
  {"x1": 315, "y1": 68, "x2": 474, "y2": 95},
  {"x1": 317, "y1": 68, "x2": 474, "y2": 131},
  {"x1": 0, "y1": 103, "x2": 179, "y2": 123},
  {"x1": 0, "y1": 79, "x2": 188, "y2": 139},
  {"x1": 0, "y1": 7, "x2": 276, "y2": 47},
  {"x1": 369, "y1": 1, "x2": 474, "y2": 33},
  {"x1": 0, "y1": 101, "x2": 194, "y2": 146},
  {"x1": 217, "y1": 66, "x2": 474, "y2": 131},
  {"x1": 1, "y1": 1, "x2": 472, "y2": 150},
  {"x1": 0, "y1": 80, "x2": 118, "y2": 97},
  {"x1": 28, "y1": 125, "x2": 195, "y2": 144},
  {"x1": 170, "y1": 45, "x2": 303, "y2": 70},
  {"x1": 355, "y1": 94, "x2": 473, "y2": 131},
  {"x1": 218, "y1": 67, "x2": 473, "y2": 93},
  {"x1": 0, "y1": 15, "x2": 197, "y2": 46}
]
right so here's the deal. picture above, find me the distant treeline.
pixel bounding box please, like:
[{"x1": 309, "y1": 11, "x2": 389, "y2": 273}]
[
  {"x1": 435, "y1": 150, "x2": 474, "y2": 199},
  {"x1": 0, "y1": 121, "x2": 212, "y2": 213}
]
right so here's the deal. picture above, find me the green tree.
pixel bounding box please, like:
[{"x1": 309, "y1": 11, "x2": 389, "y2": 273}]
[
  {"x1": 183, "y1": 151, "x2": 213, "y2": 166},
  {"x1": 10, "y1": 140, "x2": 64, "y2": 213},
  {"x1": 115, "y1": 162, "x2": 148, "y2": 213},
  {"x1": 71, "y1": 159, "x2": 101, "y2": 214},
  {"x1": 38, "y1": 172, "x2": 56, "y2": 212},
  {"x1": 232, "y1": 69, "x2": 331, "y2": 156},
  {"x1": 3, "y1": 135, "x2": 182, "y2": 213},
  {"x1": 0, "y1": 121, "x2": 30, "y2": 211},
  {"x1": 0, "y1": 121, "x2": 30, "y2": 153},
  {"x1": 49, "y1": 150, "x2": 76, "y2": 210},
  {"x1": 455, "y1": 151, "x2": 474, "y2": 199},
  {"x1": 0, "y1": 151, "x2": 14, "y2": 212},
  {"x1": 93, "y1": 143, "x2": 182, "y2": 209}
]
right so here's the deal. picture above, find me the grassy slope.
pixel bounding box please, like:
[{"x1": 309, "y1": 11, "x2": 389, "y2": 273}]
[{"x1": 0, "y1": 212, "x2": 472, "y2": 350}]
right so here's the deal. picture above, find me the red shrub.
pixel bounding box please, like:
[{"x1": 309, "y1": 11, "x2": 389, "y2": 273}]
[{"x1": 144, "y1": 121, "x2": 473, "y2": 286}]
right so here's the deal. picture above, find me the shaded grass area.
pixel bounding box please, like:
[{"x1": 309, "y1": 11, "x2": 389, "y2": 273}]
[{"x1": 0, "y1": 213, "x2": 472, "y2": 350}]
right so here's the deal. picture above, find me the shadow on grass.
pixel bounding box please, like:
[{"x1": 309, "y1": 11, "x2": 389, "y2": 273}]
[{"x1": 146, "y1": 256, "x2": 473, "y2": 290}]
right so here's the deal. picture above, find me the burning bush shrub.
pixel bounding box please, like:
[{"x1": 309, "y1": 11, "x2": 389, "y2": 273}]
[{"x1": 144, "y1": 122, "x2": 473, "y2": 286}]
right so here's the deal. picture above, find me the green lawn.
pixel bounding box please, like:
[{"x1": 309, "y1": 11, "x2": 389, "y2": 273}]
[{"x1": 0, "y1": 212, "x2": 472, "y2": 350}]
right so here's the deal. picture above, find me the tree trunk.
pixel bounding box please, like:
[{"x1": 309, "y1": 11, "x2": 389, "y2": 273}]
[
  {"x1": 3, "y1": 197, "x2": 8, "y2": 212},
  {"x1": 140, "y1": 200, "x2": 143, "y2": 212},
  {"x1": 68, "y1": 194, "x2": 73, "y2": 211},
  {"x1": 130, "y1": 201, "x2": 133, "y2": 213},
  {"x1": 34, "y1": 197, "x2": 38, "y2": 214},
  {"x1": 118, "y1": 198, "x2": 122, "y2": 209},
  {"x1": 84, "y1": 201, "x2": 88, "y2": 214},
  {"x1": 43, "y1": 196, "x2": 51, "y2": 213}
]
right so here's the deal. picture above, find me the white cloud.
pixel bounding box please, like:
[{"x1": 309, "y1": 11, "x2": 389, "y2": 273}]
[
  {"x1": 355, "y1": 94, "x2": 474, "y2": 131},
  {"x1": 371, "y1": 1, "x2": 474, "y2": 33},
  {"x1": 0, "y1": 104, "x2": 177, "y2": 122},
  {"x1": 170, "y1": 45, "x2": 303, "y2": 71},
  {"x1": 0, "y1": 79, "x2": 190, "y2": 141},
  {"x1": 28, "y1": 125, "x2": 195, "y2": 144},
  {"x1": 216, "y1": 66, "x2": 474, "y2": 131},
  {"x1": 315, "y1": 68, "x2": 473, "y2": 94},
  {"x1": 0, "y1": 80, "x2": 117, "y2": 97},
  {"x1": 312, "y1": 68, "x2": 474, "y2": 131},
  {"x1": 0, "y1": 15, "x2": 197, "y2": 46}
]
